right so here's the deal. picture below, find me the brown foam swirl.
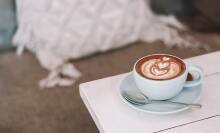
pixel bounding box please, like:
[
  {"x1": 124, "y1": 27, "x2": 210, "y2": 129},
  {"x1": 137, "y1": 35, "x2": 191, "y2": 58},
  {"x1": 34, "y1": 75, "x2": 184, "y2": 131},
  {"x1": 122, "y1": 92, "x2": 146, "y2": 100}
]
[{"x1": 141, "y1": 57, "x2": 181, "y2": 80}]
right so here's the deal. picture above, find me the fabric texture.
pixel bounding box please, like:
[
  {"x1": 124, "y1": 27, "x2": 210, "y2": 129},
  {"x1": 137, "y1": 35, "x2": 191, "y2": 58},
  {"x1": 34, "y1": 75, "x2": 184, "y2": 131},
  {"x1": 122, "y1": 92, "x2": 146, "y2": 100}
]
[{"x1": 13, "y1": 0, "x2": 199, "y2": 88}]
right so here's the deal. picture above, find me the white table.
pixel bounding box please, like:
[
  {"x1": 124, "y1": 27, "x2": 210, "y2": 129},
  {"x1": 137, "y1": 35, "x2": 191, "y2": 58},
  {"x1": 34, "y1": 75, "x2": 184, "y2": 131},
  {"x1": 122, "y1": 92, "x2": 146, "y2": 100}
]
[{"x1": 80, "y1": 52, "x2": 220, "y2": 133}]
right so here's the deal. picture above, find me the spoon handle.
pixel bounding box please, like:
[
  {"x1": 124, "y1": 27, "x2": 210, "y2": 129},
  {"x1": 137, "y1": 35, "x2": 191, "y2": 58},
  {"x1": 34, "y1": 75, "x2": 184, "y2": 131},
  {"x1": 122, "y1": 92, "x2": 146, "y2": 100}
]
[{"x1": 151, "y1": 100, "x2": 202, "y2": 108}]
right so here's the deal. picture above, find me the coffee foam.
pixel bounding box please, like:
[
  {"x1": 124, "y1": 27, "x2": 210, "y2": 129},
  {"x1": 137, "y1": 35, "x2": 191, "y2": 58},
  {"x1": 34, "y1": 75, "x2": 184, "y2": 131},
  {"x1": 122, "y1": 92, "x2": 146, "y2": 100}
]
[{"x1": 136, "y1": 55, "x2": 185, "y2": 80}]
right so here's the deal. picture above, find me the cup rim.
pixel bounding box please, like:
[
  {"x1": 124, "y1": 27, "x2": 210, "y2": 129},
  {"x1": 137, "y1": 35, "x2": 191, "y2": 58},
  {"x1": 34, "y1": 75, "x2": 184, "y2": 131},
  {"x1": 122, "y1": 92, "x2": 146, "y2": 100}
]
[{"x1": 133, "y1": 54, "x2": 186, "y2": 81}]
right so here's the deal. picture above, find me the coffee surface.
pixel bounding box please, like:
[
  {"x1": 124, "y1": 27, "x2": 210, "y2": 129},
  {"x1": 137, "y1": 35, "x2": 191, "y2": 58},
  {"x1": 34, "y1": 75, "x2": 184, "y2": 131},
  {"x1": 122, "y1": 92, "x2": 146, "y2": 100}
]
[{"x1": 136, "y1": 55, "x2": 185, "y2": 80}]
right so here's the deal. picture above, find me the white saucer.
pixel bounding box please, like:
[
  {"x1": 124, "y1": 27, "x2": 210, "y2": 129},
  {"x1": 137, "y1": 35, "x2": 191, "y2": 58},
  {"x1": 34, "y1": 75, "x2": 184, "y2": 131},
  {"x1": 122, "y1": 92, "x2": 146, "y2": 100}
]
[{"x1": 119, "y1": 73, "x2": 202, "y2": 115}]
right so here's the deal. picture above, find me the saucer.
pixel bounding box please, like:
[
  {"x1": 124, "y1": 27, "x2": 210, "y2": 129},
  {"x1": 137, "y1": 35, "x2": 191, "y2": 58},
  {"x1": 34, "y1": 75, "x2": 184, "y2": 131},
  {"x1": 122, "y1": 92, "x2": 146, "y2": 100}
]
[{"x1": 118, "y1": 72, "x2": 202, "y2": 115}]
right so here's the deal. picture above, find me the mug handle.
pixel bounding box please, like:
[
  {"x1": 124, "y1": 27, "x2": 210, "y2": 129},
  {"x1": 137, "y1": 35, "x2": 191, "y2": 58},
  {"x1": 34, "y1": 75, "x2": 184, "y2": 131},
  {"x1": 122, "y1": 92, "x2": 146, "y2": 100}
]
[{"x1": 184, "y1": 65, "x2": 204, "y2": 88}]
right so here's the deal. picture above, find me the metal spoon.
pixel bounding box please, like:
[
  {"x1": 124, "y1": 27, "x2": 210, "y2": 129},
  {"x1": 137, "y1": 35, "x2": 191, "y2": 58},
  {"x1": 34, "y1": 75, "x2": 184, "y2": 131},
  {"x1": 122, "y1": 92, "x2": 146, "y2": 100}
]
[{"x1": 122, "y1": 91, "x2": 202, "y2": 108}]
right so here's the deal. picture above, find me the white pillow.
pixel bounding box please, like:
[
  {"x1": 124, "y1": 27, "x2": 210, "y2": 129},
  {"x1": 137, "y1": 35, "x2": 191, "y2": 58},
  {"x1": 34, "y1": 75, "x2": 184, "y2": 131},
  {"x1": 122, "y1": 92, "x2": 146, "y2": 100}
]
[{"x1": 13, "y1": 0, "x2": 195, "y2": 88}]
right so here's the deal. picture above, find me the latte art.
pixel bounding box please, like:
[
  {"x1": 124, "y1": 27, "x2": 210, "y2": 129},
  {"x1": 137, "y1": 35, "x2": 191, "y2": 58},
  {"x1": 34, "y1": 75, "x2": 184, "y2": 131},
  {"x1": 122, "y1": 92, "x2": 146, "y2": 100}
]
[
  {"x1": 141, "y1": 57, "x2": 181, "y2": 80},
  {"x1": 136, "y1": 55, "x2": 185, "y2": 80}
]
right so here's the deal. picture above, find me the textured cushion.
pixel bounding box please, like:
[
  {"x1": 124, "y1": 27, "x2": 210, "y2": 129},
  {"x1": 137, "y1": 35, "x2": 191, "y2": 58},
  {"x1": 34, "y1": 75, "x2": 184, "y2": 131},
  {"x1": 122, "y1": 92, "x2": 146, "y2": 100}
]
[{"x1": 13, "y1": 0, "x2": 199, "y2": 88}]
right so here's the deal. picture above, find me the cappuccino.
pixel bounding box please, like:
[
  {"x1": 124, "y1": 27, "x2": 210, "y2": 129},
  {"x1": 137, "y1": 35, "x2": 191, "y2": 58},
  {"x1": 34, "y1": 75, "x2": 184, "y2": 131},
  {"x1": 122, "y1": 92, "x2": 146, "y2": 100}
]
[
  {"x1": 135, "y1": 55, "x2": 185, "y2": 80},
  {"x1": 134, "y1": 54, "x2": 203, "y2": 100}
]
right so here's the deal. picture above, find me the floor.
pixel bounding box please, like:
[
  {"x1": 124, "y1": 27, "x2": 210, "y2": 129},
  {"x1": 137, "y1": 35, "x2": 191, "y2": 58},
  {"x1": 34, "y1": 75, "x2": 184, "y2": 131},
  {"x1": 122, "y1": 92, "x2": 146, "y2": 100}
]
[{"x1": 0, "y1": 32, "x2": 220, "y2": 133}]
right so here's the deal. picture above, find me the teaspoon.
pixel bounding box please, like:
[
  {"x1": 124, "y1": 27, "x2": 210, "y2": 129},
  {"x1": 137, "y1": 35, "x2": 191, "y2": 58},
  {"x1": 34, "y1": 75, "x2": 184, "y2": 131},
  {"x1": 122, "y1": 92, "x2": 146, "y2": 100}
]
[{"x1": 122, "y1": 91, "x2": 202, "y2": 108}]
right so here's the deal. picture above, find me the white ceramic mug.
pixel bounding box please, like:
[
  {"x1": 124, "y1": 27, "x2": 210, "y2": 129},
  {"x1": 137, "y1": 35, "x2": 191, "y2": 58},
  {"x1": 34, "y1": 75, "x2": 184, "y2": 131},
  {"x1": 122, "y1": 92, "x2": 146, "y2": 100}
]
[{"x1": 133, "y1": 54, "x2": 204, "y2": 100}]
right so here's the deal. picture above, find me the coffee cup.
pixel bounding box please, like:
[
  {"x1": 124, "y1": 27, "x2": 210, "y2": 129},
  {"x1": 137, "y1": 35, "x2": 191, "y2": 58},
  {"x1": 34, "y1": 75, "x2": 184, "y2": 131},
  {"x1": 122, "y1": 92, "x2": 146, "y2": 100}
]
[{"x1": 133, "y1": 54, "x2": 204, "y2": 100}]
